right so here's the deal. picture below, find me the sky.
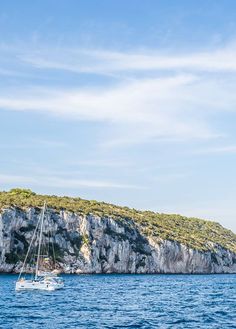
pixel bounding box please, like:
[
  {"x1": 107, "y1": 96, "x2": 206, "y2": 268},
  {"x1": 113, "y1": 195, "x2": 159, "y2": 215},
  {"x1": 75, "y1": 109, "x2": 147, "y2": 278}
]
[{"x1": 1, "y1": 0, "x2": 236, "y2": 232}]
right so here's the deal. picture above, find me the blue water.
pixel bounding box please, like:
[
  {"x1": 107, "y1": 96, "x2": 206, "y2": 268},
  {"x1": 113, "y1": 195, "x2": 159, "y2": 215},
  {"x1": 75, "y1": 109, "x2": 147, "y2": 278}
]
[{"x1": 0, "y1": 274, "x2": 235, "y2": 329}]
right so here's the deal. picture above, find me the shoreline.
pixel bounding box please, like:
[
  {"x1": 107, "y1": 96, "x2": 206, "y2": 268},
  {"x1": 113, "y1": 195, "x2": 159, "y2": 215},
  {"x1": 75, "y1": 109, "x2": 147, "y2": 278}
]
[{"x1": 0, "y1": 272, "x2": 236, "y2": 276}]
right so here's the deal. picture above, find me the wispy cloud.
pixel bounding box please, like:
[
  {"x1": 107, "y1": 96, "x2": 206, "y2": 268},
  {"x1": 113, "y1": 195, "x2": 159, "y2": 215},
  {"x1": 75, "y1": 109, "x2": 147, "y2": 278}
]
[
  {"x1": 0, "y1": 75, "x2": 218, "y2": 145},
  {"x1": 0, "y1": 139, "x2": 66, "y2": 149},
  {"x1": 21, "y1": 43, "x2": 236, "y2": 74},
  {"x1": 0, "y1": 174, "x2": 141, "y2": 189},
  {"x1": 67, "y1": 159, "x2": 132, "y2": 168},
  {"x1": 193, "y1": 145, "x2": 236, "y2": 155},
  {"x1": 151, "y1": 172, "x2": 190, "y2": 183},
  {"x1": 1, "y1": 43, "x2": 236, "y2": 148}
]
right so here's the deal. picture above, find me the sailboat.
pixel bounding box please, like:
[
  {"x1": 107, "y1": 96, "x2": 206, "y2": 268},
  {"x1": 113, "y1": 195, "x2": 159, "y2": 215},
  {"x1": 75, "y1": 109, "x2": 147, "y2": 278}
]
[{"x1": 15, "y1": 202, "x2": 64, "y2": 291}]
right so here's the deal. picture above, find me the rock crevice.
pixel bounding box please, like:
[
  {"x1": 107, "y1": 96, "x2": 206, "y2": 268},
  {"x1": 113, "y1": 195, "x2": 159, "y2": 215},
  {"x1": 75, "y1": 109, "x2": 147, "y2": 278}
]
[{"x1": 0, "y1": 207, "x2": 235, "y2": 274}]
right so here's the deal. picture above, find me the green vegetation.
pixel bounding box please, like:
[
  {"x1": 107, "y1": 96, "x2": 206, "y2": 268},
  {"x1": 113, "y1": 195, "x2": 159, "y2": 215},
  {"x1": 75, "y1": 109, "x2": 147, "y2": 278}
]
[
  {"x1": 0, "y1": 188, "x2": 236, "y2": 253},
  {"x1": 82, "y1": 234, "x2": 90, "y2": 246},
  {"x1": 5, "y1": 252, "x2": 20, "y2": 264},
  {"x1": 48, "y1": 242, "x2": 64, "y2": 261}
]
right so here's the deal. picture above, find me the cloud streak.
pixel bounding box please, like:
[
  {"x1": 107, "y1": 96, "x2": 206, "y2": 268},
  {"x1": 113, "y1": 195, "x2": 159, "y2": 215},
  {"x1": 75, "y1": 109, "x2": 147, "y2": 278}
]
[
  {"x1": 1, "y1": 42, "x2": 236, "y2": 148},
  {"x1": 0, "y1": 174, "x2": 141, "y2": 189},
  {"x1": 22, "y1": 43, "x2": 236, "y2": 74},
  {"x1": 193, "y1": 145, "x2": 236, "y2": 155},
  {"x1": 0, "y1": 75, "x2": 219, "y2": 145}
]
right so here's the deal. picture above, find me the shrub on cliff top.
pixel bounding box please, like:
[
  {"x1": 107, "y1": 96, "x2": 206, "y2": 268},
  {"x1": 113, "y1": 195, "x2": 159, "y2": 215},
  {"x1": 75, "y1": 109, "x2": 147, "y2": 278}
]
[
  {"x1": 9, "y1": 188, "x2": 36, "y2": 198},
  {"x1": 0, "y1": 188, "x2": 235, "y2": 254}
]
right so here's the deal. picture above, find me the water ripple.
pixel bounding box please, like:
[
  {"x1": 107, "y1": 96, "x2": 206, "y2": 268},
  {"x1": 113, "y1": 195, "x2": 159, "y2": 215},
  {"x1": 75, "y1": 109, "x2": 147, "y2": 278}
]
[{"x1": 0, "y1": 274, "x2": 235, "y2": 328}]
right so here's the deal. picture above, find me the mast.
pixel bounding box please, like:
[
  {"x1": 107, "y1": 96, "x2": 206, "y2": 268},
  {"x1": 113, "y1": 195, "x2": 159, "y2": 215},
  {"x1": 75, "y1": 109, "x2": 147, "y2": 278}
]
[
  {"x1": 17, "y1": 213, "x2": 41, "y2": 280},
  {"x1": 35, "y1": 202, "x2": 46, "y2": 279}
]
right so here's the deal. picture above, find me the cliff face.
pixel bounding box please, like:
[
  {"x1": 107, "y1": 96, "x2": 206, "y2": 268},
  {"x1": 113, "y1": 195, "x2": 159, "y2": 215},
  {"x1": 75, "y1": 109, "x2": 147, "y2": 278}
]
[{"x1": 0, "y1": 207, "x2": 236, "y2": 274}]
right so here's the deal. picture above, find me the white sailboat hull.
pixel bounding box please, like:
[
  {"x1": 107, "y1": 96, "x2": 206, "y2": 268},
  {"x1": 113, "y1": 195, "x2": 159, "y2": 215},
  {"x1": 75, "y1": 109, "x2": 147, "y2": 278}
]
[
  {"x1": 15, "y1": 203, "x2": 65, "y2": 292},
  {"x1": 15, "y1": 279, "x2": 64, "y2": 291}
]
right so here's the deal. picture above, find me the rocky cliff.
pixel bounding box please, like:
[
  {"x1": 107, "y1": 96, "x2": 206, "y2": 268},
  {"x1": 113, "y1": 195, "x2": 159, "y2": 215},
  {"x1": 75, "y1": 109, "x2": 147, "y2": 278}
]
[{"x1": 0, "y1": 205, "x2": 236, "y2": 274}]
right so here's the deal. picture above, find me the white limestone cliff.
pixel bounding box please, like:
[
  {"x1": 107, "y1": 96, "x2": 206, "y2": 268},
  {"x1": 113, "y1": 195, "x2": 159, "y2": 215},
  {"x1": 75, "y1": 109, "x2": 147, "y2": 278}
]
[{"x1": 0, "y1": 207, "x2": 235, "y2": 274}]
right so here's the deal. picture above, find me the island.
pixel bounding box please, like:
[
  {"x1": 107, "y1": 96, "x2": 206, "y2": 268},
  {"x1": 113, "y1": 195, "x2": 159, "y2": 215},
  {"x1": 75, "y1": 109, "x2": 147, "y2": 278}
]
[{"x1": 0, "y1": 188, "x2": 235, "y2": 274}]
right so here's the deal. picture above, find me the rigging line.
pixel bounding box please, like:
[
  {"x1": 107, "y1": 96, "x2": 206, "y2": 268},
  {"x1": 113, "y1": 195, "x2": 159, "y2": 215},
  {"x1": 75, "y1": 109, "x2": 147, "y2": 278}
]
[
  {"x1": 29, "y1": 227, "x2": 38, "y2": 280},
  {"x1": 48, "y1": 224, "x2": 52, "y2": 260},
  {"x1": 48, "y1": 215, "x2": 56, "y2": 266},
  {"x1": 48, "y1": 211, "x2": 55, "y2": 266},
  {"x1": 50, "y1": 217, "x2": 56, "y2": 266},
  {"x1": 52, "y1": 228, "x2": 56, "y2": 266},
  {"x1": 17, "y1": 210, "x2": 41, "y2": 280},
  {"x1": 35, "y1": 202, "x2": 46, "y2": 280},
  {"x1": 41, "y1": 211, "x2": 47, "y2": 269},
  {"x1": 48, "y1": 216, "x2": 51, "y2": 256},
  {"x1": 47, "y1": 214, "x2": 50, "y2": 258}
]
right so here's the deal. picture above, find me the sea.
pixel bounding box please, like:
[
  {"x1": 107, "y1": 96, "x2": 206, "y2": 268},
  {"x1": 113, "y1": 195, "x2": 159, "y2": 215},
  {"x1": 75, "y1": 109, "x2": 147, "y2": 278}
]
[{"x1": 0, "y1": 274, "x2": 235, "y2": 329}]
